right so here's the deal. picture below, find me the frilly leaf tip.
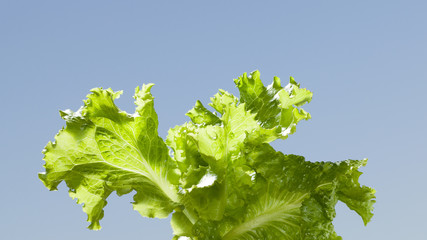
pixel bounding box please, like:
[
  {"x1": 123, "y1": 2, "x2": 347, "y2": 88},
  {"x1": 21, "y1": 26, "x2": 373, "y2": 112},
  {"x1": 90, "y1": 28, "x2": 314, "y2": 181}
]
[
  {"x1": 89, "y1": 87, "x2": 102, "y2": 93},
  {"x1": 38, "y1": 172, "x2": 59, "y2": 191},
  {"x1": 87, "y1": 87, "x2": 123, "y2": 100},
  {"x1": 112, "y1": 90, "x2": 123, "y2": 100},
  {"x1": 134, "y1": 83, "x2": 155, "y2": 100},
  {"x1": 88, "y1": 221, "x2": 102, "y2": 231},
  {"x1": 59, "y1": 109, "x2": 71, "y2": 118},
  {"x1": 289, "y1": 76, "x2": 299, "y2": 86},
  {"x1": 250, "y1": 70, "x2": 260, "y2": 78},
  {"x1": 273, "y1": 76, "x2": 282, "y2": 88},
  {"x1": 142, "y1": 83, "x2": 155, "y2": 92}
]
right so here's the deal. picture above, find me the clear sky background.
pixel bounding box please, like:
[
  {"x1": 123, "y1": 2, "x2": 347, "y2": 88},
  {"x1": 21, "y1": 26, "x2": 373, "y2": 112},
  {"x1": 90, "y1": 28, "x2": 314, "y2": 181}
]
[{"x1": 1, "y1": 1, "x2": 426, "y2": 239}]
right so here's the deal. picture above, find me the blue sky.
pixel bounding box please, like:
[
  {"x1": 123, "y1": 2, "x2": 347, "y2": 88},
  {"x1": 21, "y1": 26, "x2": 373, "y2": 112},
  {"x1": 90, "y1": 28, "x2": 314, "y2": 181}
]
[{"x1": 1, "y1": 1, "x2": 426, "y2": 239}]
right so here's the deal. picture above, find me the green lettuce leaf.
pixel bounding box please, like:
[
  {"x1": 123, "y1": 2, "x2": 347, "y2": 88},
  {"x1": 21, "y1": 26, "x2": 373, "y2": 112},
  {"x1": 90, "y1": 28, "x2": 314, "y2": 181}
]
[
  {"x1": 234, "y1": 70, "x2": 312, "y2": 142},
  {"x1": 243, "y1": 143, "x2": 376, "y2": 239},
  {"x1": 167, "y1": 71, "x2": 374, "y2": 239},
  {"x1": 39, "y1": 84, "x2": 180, "y2": 229},
  {"x1": 40, "y1": 71, "x2": 375, "y2": 240},
  {"x1": 168, "y1": 90, "x2": 263, "y2": 222},
  {"x1": 166, "y1": 72, "x2": 313, "y2": 224},
  {"x1": 181, "y1": 143, "x2": 375, "y2": 240}
]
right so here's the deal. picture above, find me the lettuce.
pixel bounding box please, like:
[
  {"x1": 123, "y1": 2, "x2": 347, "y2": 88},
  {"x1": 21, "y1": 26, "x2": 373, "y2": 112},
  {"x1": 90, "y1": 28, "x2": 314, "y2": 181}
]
[{"x1": 40, "y1": 71, "x2": 375, "y2": 239}]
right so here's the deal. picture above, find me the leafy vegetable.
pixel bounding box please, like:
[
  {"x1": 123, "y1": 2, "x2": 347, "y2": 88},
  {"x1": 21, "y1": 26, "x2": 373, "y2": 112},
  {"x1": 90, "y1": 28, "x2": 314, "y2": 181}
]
[{"x1": 40, "y1": 71, "x2": 375, "y2": 239}]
